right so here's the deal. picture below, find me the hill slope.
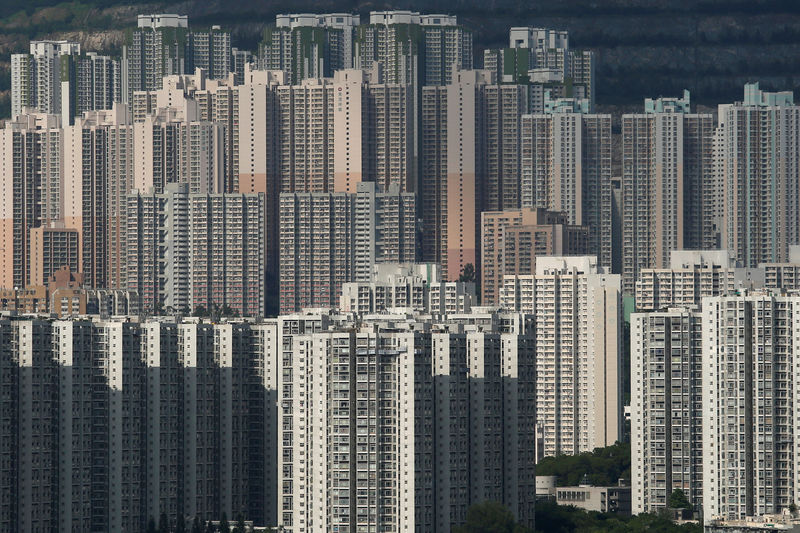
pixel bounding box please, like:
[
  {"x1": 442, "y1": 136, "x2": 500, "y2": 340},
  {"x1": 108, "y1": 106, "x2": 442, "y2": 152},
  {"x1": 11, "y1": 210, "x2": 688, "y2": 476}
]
[{"x1": 1, "y1": 0, "x2": 799, "y2": 115}]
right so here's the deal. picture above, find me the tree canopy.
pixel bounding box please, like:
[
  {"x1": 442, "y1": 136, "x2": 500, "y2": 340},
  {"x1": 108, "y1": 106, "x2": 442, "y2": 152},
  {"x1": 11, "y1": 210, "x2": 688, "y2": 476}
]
[
  {"x1": 535, "y1": 502, "x2": 702, "y2": 533},
  {"x1": 669, "y1": 489, "x2": 692, "y2": 510},
  {"x1": 453, "y1": 501, "x2": 532, "y2": 533},
  {"x1": 536, "y1": 442, "x2": 631, "y2": 487},
  {"x1": 459, "y1": 263, "x2": 476, "y2": 283},
  {"x1": 453, "y1": 501, "x2": 702, "y2": 533}
]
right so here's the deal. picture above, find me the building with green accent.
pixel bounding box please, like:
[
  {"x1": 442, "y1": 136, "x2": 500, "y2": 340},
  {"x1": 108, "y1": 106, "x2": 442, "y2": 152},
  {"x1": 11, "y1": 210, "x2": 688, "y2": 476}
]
[
  {"x1": 355, "y1": 11, "x2": 472, "y2": 87},
  {"x1": 259, "y1": 13, "x2": 359, "y2": 84},
  {"x1": 717, "y1": 83, "x2": 800, "y2": 267},
  {"x1": 123, "y1": 15, "x2": 232, "y2": 103},
  {"x1": 483, "y1": 26, "x2": 595, "y2": 110}
]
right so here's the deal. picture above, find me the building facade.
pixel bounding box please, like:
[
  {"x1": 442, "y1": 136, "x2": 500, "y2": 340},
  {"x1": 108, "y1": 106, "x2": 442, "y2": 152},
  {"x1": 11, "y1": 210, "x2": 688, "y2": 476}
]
[
  {"x1": 279, "y1": 182, "x2": 416, "y2": 313},
  {"x1": 702, "y1": 294, "x2": 800, "y2": 521},
  {"x1": 481, "y1": 208, "x2": 588, "y2": 305},
  {"x1": 274, "y1": 315, "x2": 535, "y2": 531},
  {"x1": 501, "y1": 256, "x2": 623, "y2": 459},
  {"x1": 716, "y1": 83, "x2": 800, "y2": 268},
  {"x1": 622, "y1": 92, "x2": 715, "y2": 293},
  {"x1": 127, "y1": 184, "x2": 266, "y2": 317},
  {"x1": 0, "y1": 318, "x2": 277, "y2": 532},
  {"x1": 520, "y1": 109, "x2": 613, "y2": 268},
  {"x1": 631, "y1": 307, "x2": 704, "y2": 514},
  {"x1": 635, "y1": 250, "x2": 764, "y2": 312}
]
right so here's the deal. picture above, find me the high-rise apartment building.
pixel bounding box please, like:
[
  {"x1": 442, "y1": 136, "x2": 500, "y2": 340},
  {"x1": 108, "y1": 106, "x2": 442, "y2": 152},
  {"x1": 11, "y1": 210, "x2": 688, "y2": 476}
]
[
  {"x1": 501, "y1": 256, "x2": 622, "y2": 459},
  {"x1": 12, "y1": 43, "x2": 120, "y2": 124},
  {"x1": 123, "y1": 15, "x2": 232, "y2": 102},
  {"x1": 0, "y1": 113, "x2": 63, "y2": 289},
  {"x1": 127, "y1": 184, "x2": 266, "y2": 316},
  {"x1": 520, "y1": 108, "x2": 613, "y2": 268},
  {"x1": 231, "y1": 47, "x2": 254, "y2": 85},
  {"x1": 483, "y1": 83, "x2": 530, "y2": 211},
  {"x1": 631, "y1": 307, "x2": 704, "y2": 514},
  {"x1": 11, "y1": 41, "x2": 82, "y2": 120},
  {"x1": 761, "y1": 246, "x2": 800, "y2": 290},
  {"x1": 622, "y1": 91, "x2": 715, "y2": 293},
  {"x1": 717, "y1": 83, "x2": 800, "y2": 268},
  {"x1": 276, "y1": 69, "x2": 414, "y2": 194},
  {"x1": 0, "y1": 317, "x2": 278, "y2": 532},
  {"x1": 26, "y1": 225, "x2": 80, "y2": 287},
  {"x1": 186, "y1": 25, "x2": 231, "y2": 80},
  {"x1": 355, "y1": 11, "x2": 472, "y2": 87},
  {"x1": 483, "y1": 27, "x2": 595, "y2": 109},
  {"x1": 123, "y1": 15, "x2": 189, "y2": 101},
  {"x1": 279, "y1": 190, "x2": 354, "y2": 312},
  {"x1": 132, "y1": 109, "x2": 226, "y2": 194},
  {"x1": 702, "y1": 294, "x2": 800, "y2": 521},
  {"x1": 420, "y1": 82, "x2": 448, "y2": 264},
  {"x1": 275, "y1": 316, "x2": 535, "y2": 531},
  {"x1": 481, "y1": 208, "x2": 588, "y2": 305},
  {"x1": 634, "y1": 250, "x2": 764, "y2": 312},
  {"x1": 48, "y1": 50, "x2": 122, "y2": 124},
  {"x1": 0, "y1": 106, "x2": 133, "y2": 291},
  {"x1": 279, "y1": 182, "x2": 416, "y2": 313},
  {"x1": 259, "y1": 13, "x2": 360, "y2": 83},
  {"x1": 422, "y1": 70, "x2": 530, "y2": 280}
]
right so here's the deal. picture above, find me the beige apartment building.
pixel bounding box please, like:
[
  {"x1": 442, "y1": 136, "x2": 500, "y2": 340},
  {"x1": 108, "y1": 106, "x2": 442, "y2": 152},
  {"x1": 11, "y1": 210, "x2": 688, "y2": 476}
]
[{"x1": 481, "y1": 208, "x2": 588, "y2": 305}]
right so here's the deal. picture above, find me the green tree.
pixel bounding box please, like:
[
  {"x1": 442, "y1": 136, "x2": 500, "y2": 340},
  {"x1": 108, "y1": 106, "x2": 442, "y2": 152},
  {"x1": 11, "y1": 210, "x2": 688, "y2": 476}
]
[
  {"x1": 453, "y1": 501, "x2": 532, "y2": 533},
  {"x1": 669, "y1": 489, "x2": 692, "y2": 510},
  {"x1": 234, "y1": 514, "x2": 246, "y2": 533},
  {"x1": 459, "y1": 263, "x2": 476, "y2": 283},
  {"x1": 194, "y1": 305, "x2": 208, "y2": 317},
  {"x1": 220, "y1": 513, "x2": 230, "y2": 533},
  {"x1": 534, "y1": 502, "x2": 703, "y2": 533},
  {"x1": 192, "y1": 516, "x2": 202, "y2": 533},
  {"x1": 536, "y1": 442, "x2": 631, "y2": 487}
]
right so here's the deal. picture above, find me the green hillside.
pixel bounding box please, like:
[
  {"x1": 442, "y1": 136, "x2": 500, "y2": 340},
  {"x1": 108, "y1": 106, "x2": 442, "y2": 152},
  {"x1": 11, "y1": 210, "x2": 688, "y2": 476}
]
[{"x1": 1, "y1": 0, "x2": 800, "y2": 116}]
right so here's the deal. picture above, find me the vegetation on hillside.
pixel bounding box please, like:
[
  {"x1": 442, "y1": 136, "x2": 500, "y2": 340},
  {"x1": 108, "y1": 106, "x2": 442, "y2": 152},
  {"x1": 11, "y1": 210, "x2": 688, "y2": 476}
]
[
  {"x1": 535, "y1": 502, "x2": 702, "y2": 533},
  {"x1": 452, "y1": 501, "x2": 703, "y2": 533},
  {"x1": 2, "y1": 0, "x2": 800, "y2": 114},
  {"x1": 536, "y1": 442, "x2": 631, "y2": 487}
]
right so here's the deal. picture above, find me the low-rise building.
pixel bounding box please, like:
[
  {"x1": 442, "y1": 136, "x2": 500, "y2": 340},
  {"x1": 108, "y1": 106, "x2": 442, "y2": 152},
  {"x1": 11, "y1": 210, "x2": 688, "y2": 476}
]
[{"x1": 555, "y1": 481, "x2": 632, "y2": 515}]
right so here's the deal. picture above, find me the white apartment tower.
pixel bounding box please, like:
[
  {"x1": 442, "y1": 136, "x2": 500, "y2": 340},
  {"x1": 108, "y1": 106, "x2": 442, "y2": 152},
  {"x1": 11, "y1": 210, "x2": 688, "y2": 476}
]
[
  {"x1": 717, "y1": 83, "x2": 800, "y2": 268},
  {"x1": 259, "y1": 13, "x2": 360, "y2": 83},
  {"x1": 11, "y1": 41, "x2": 81, "y2": 119},
  {"x1": 275, "y1": 323, "x2": 536, "y2": 532},
  {"x1": 622, "y1": 91, "x2": 715, "y2": 293},
  {"x1": 507, "y1": 256, "x2": 622, "y2": 459},
  {"x1": 279, "y1": 182, "x2": 416, "y2": 313},
  {"x1": 521, "y1": 109, "x2": 613, "y2": 268},
  {"x1": 702, "y1": 294, "x2": 800, "y2": 521},
  {"x1": 634, "y1": 250, "x2": 764, "y2": 312},
  {"x1": 356, "y1": 11, "x2": 472, "y2": 87}
]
